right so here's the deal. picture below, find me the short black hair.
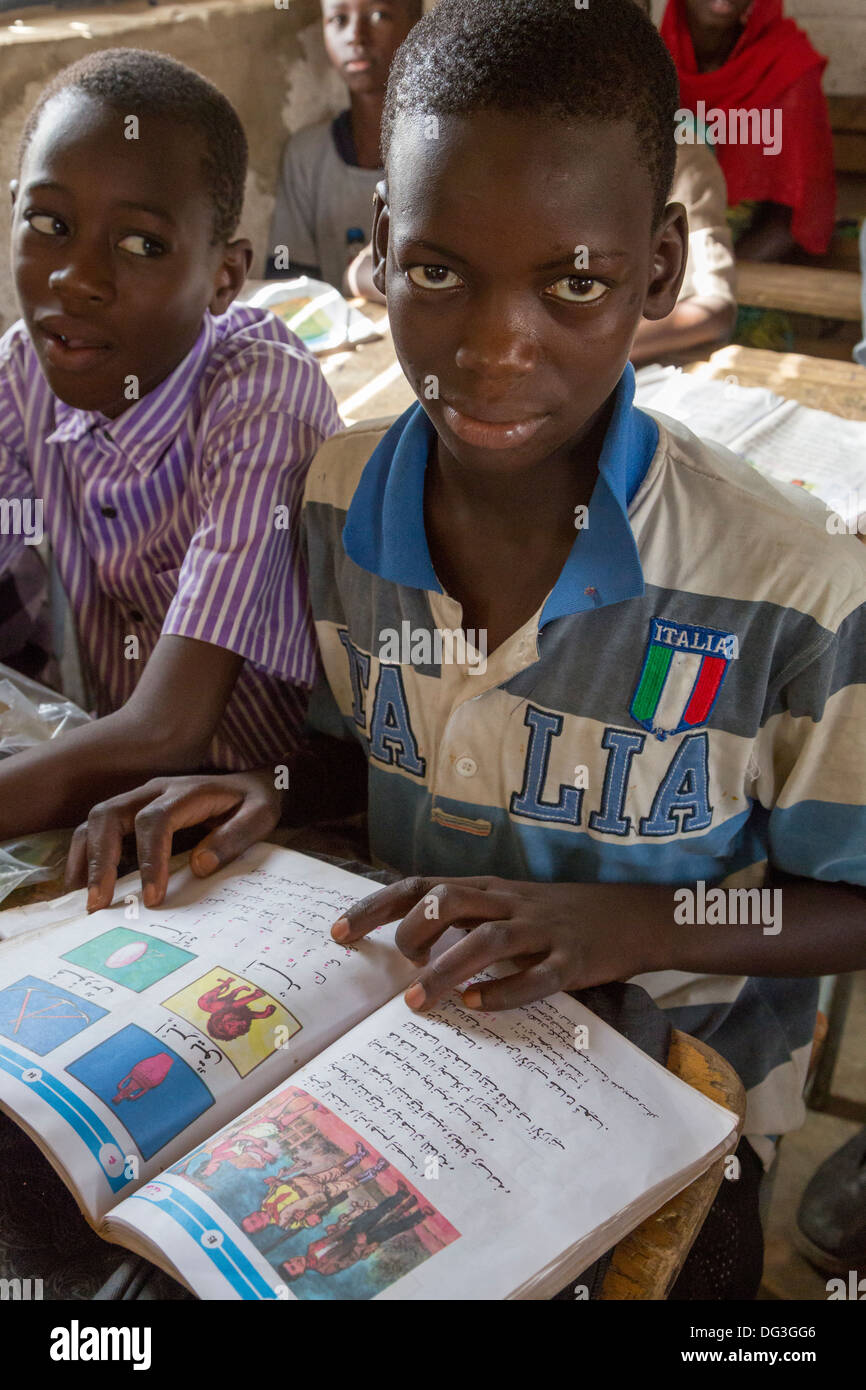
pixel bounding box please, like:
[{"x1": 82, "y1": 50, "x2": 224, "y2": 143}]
[
  {"x1": 383, "y1": 0, "x2": 679, "y2": 227},
  {"x1": 321, "y1": 0, "x2": 425, "y2": 15},
  {"x1": 19, "y1": 48, "x2": 247, "y2": 244}
]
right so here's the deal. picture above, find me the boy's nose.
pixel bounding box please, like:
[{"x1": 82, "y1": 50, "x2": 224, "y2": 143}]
[
  {"x1": 345, "y1": 13, "x2": 372, "y2": 46},
  {"x1": 49, "y1": 250, "x2": 114, "y2": 307},
  {"x1": 455, "y1": 297, "x2": 539, "y2": 380}
]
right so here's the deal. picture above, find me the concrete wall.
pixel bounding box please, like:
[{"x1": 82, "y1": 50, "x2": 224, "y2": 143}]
[
  {"x1": 787, "y1": 0, "x2": 866, "y2": 96},
  {"x1": 650, "y1": 0, "x2": 866, "y2": 96},
  {"x1": 0, "y1": 0, "x2": 348, "y2": 331}
]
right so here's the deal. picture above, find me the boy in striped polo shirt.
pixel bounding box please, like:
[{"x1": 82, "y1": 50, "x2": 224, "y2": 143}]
[
  {"x1": 74, "y1": 0, "x2": 866, "y2": 1291},
  {"x1": 0, "y1": 49, "x2": 340, "y2": 845}
]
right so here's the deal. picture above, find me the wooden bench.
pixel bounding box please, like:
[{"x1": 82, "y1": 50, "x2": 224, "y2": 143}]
[
  {"x1": 600, "y1": 1032, "x2": 744, "y2": 1299},
  {"x1": 829, "y1": 96, "x2": 866, "y2": 177},
  {"x1": 735, "y1": 261, "x2": 862, "y2": 323}
]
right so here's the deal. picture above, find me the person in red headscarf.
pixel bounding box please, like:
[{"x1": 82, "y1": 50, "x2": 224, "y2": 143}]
[{"x1": 661, "y1": 0, "x2": 836, "y2": 260}]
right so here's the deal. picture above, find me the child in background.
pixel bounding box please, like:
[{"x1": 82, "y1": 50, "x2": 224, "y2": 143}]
[
  {"x1": 69, "y1": 0, "x2": 866, "y2": 1297},
  {"x1": 660, "y1": 0, "x2": 836, "y2": 261},
  {"x1": 267, "y1": 0, "x2": 422, "y2": 288},
  {"x1": 0, "y1": 49, "x2": 340, "y2": 846}
]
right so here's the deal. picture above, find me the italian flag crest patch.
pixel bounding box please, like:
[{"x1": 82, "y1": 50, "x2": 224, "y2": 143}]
[{"x1": 631, "y1": 617, "x2": 739, "y2": 740}]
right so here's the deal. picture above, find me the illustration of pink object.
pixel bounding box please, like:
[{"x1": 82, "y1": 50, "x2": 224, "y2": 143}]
[
  {"x1": 105, "y1": 941, "x2": 150, "y2": 969},
  {"x1": 111, "y1": 1052, "x2": 173, "y2": 1103}
]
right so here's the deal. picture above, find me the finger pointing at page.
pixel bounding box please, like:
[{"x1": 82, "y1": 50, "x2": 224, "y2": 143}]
[{"x1": 331, "y1": 876, "x2": 510, "y2": 960}]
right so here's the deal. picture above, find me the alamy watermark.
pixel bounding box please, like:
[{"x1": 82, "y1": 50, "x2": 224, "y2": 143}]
[
  {"x1": 50, "y1": 1321, "x2": 151, "y2": 1369},
  {"x1": 674, "y1": 880, "x2": 782, "y2": 936},
  {"x1": 827, "y1": 1271, "x2": 866, "y2": 1300},
  {"x1": 0, "y1": 497, "x2": 43, "y2": 545},
  {"x1": 675, "y1": 101, "x2": 782, "y2": 158},
  {"x1": 378, "y1": 622, "x2": 488, "y2": 675},
  {"x1": 0, "y1": 1276, "x2": 43, "y2": 1299},
  {"x1": 825, "y1": 491, "x2": 866, "y2": 536}
]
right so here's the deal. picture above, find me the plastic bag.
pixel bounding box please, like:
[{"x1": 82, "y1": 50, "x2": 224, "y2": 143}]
[
  {"x1": 0, "y1": 664, "x2": 91, "y2": 905},
  {"x1": 0, "y1": 833, "x2": 71, "y2": 904},
  {"x1": 0, "y1": 666, "x2": 90, "y2": 759}
]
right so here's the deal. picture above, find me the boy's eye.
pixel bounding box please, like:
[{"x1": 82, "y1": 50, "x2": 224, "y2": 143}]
[
  {"x1": 117, "y1": 233, "x2": 165, "y2": 258},
  {"x1": 25, "y1": 212, "x2": 67, "y2": 237},
  {"x1": 547, "y1": 275, "x2": 607, "y2": 304},
  {"x1": 407, "y1": 264, "x2": 463, "y2": 291}
]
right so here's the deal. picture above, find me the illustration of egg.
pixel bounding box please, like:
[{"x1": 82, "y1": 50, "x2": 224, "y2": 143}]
[{"x1": 105, "y1": 940, "x2": 149, "y2": 968}]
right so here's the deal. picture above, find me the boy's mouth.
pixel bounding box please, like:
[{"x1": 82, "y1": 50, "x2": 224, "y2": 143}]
[
  {"x1": 36, "y1": 317, "x2": 113, "y2": 373},
  {"x1": 441, "y1": 399, "x2": 550, "y2": 451}
]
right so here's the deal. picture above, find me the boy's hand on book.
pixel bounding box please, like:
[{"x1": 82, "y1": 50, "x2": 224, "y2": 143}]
[
  {"x1": 64, "y1": 769, "x2": 284, "y2": 912},
  {"x1": 331, "y1": 877, "x2": 670, "y2": 1011}
]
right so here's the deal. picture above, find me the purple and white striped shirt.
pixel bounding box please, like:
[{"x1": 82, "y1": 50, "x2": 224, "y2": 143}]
[{"x1": 0, "y1": 303, "x2": 341, "y2": 770}]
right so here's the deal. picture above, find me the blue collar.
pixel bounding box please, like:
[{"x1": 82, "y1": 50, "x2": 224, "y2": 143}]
[{"x1": 343, "y1": 363, "x2": 658, "y2": 622}]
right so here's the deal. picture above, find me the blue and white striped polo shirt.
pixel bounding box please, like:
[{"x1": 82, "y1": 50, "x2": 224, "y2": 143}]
[{"x1": 301, "y1": 365, "x2": 866, "y2": 1162}]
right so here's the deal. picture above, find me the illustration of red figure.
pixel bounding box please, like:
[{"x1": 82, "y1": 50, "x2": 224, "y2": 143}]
[
  {"x1": 196, "y1": 976, "x2": 277, "y2": 1042},
  {"x1": 276, "y1": 1098, "x2": 320, "y2": 1131},
  {"x1": 111, "y1": 1052, "x2": 173, "y2": 1103},
  {"x1": 195, "y1": 1122, "x2": 282, "y2": 1178}
]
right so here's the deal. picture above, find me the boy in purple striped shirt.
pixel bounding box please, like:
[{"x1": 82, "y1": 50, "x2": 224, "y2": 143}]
[{"x1": 0, "y1": 49, "x2": 341, "y2": 842}]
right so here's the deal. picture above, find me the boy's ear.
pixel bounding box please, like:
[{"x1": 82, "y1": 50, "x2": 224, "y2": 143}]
[
  {"x1": 209, "y1": 237, "x2": 253, "y2": 315},
  {"x1": 640, "y1": 201, "x2": 689, "y2": 323},
  {"x1": 371, "y1": 182, "x2": 389, "y2": 297}
]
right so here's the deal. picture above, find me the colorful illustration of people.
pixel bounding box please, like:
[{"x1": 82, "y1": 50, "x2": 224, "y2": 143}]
[
  {"x1": 280, "y1": 1185, "x2": 434, "y2": 1283},
  {"x1": 188, "y1": 1122, "x2": 282, "y2": 1178},
  {"x1": 242, "y1": 1143, "x2": 387, "y2": 1236},
  {"x1": 179, "y1": 1097, "x2": 322, "y2": 1180},
  {"x1": 169, "y1": 1087, "x2": 460, "y2": 1298}
]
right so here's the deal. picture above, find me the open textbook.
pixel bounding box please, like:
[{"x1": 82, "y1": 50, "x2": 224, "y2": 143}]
[
  {"x1": 0, "y1": 845, "x2": 736, "y2": 1300},
  {"x1": 634, "y1": 367, "x2": 866, "y2": 532}
]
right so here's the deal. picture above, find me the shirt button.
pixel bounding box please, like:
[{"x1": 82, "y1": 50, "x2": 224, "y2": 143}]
[
  {"x1": 129, "y1": 608, "x2": 145, "y2": 623},
  {"x1": 103, "y1": 428, "x2": 113, "y2": 442},
  {"x1": 100, "y1": 505, "x2": 117, "y2": 518},
  {"x1": 455, "y1": 756, "x2": 477, "y2": 777}
]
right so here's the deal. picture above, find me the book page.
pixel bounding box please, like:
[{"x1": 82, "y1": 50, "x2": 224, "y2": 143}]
[
  {"x1": 634, "y1": 369, "x2": 866, "y2": 528},
  {"x1": 0, "y1": 844, "x2": 416, "y2": 1224},
  {"x1": 109, "y1": 985, "x2": 736, "y2": 1301},
  {"x1": 634, "y1": 367, "x2": 784, "y2": 445},
  {"x1": 727, "y1": 403, "x2": 866, "y2": 529}
]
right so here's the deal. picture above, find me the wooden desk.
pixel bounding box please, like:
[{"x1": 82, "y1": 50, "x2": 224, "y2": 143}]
[
  {"x1": 601, "y1": 1031, "x2": 745, "y2": 1300},
  {"x1": 322, "y1": 304, "x2": 417, "y2": 424},
  {"x1": 684, "y1": 345, "x2": 866, "y2": 421}
]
